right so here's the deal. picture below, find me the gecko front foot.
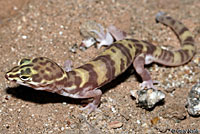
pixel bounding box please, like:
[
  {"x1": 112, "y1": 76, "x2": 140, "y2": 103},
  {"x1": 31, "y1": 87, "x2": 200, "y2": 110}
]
[
  {"x1": 140, "y1": 80, "x2": 159, "y2": 90},
  {"x1": 80, "y1": 103, "x2": 101, "y2": 114},
  {"x1": 78, "y1": 89, "x2": 102, "y2": 114}
]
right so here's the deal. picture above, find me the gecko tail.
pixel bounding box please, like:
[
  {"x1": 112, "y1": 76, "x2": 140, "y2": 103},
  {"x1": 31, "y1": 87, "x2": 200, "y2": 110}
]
[{"x1": 153, "y1": 12, "x2": 196, "y2": 66}]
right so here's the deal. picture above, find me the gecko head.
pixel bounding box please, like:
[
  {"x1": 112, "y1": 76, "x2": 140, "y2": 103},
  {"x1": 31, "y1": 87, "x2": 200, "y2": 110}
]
[{"x1": 5, "y1": 57, "x2": 66, "y2": 90}]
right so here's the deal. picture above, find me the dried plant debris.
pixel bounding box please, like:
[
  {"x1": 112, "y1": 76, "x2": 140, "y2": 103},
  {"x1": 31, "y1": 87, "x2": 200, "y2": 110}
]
[
  {"x1": 130, "y1": 88, "x2": 165, "y2": 109},
  {"x1": 186, "y1": 82, "x2": 200, "y2": 116}
]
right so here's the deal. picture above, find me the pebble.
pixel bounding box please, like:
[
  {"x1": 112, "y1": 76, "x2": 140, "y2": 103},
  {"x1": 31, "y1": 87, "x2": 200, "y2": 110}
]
[
  {"x1": 21, "y1": 35, "x2": 27, "y2": 39},
  {"x1": 130, "y1": 88, "x2": 165, "y2": 109},
  {"x1": 186, "y1": 82, "x2": 200, "y2": 116}
]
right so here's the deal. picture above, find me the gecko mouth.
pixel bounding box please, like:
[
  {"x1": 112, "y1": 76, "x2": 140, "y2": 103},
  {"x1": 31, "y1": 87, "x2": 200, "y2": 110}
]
[{"x1": 5, "y1": 73, "x2": 18, "y2": 82}]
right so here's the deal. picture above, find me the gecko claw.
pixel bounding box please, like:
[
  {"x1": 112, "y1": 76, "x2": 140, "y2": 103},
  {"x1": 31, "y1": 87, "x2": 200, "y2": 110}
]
[
  {"x1": 140, "y1": 80, "x2": 159, "y2": 90},
  {"x1": 80, "y1": 103, "x2": 101, "y2": 114}
]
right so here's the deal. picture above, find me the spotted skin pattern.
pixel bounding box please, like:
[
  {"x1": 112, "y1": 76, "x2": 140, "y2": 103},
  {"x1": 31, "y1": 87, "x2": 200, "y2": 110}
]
[{"x1": 5, "y1": 12, "x2": 195, "y2": 113}]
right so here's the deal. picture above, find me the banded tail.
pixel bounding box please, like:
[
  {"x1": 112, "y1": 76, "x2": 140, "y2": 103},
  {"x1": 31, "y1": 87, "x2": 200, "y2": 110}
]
[{"x1": 153, "y1": 12, "x2": 196, "y2": 66}]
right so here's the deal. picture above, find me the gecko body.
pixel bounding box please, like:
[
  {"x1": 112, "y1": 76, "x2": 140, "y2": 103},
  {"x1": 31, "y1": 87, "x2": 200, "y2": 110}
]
[{"x1": 5, "y1": 12, "x2": 195, "y2": 113}]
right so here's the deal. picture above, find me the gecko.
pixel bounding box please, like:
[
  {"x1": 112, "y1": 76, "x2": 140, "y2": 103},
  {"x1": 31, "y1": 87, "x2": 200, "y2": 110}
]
[{"x1": 5, "y1": 12, "x2": 196, "y2": 113}]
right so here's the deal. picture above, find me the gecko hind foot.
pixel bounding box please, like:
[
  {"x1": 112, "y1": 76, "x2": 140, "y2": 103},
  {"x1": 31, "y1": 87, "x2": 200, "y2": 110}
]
[{"x1": 140, "y1": 80, "x2": 159, "y2": 90}]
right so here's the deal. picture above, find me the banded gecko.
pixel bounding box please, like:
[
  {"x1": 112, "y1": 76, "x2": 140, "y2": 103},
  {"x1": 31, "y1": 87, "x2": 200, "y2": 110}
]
[{"x1": 5, "y1": 12, "x2": 196, "y2": 113}]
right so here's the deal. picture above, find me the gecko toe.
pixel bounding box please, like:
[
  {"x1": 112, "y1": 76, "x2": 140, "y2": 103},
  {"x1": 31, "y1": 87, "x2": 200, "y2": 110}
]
[
  {"x1": 140, "y1": 80, "x2": 158, "y2": 90},
  {"x1": 80, "y1": 103, "x2": 101, "y2": 114}
]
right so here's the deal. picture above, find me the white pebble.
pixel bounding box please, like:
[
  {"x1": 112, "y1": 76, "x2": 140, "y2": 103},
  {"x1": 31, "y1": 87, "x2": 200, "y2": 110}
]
[
  {"x1": 59, "y1": 31, "x2": 63, "y2": 35},
  {"x1": 61, "y1": 127, "x2": 65, "y2": 131},
  {"x1": 22, "y1": 35, "x2": 27, "y2": 39},
  {"x1": 136, "y1": 120, "x2": 141, "y2": 124}
]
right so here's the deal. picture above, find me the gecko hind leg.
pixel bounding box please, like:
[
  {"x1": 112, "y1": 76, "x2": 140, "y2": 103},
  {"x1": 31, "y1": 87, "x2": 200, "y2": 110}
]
[
  {"x1": 133, "y1": 54, "x2": 158, "y2": 90},
  {"x1": 79, "y1": 89, "x2": 102, "y2": 114}
]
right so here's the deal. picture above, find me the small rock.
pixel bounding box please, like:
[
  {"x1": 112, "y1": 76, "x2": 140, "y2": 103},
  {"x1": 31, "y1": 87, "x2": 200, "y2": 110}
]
[
  {"x1": 130, "y1": 88, "x2": 165, "y2": 109},
  {"x1": 186, "y1": 82, "x2": 200, "y2": 116}
]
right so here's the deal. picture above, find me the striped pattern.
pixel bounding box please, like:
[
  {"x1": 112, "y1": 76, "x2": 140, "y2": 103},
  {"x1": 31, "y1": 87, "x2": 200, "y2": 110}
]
[{"x1": 154, "y1": 12, "x2": 195, "y2": 66}]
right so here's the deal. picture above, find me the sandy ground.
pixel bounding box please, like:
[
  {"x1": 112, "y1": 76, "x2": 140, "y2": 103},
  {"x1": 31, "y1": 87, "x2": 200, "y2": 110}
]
[{"x1": 0, "y1": 0, "x2": 200, "y2": 133}]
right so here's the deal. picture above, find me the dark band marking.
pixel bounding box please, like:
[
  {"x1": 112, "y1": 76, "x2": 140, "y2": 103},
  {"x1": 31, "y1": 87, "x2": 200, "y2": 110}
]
[
  {"x1": 170, "y1": 19, "x2": 176, "y2": 25},
  {"x1": 134, "y1": 43, "x2": 143, "y2": 56},
  {"x1": 158, "y1": 49, "x2": 164, "y2": 60},
  {"x1": 33, "y1": 65, "x2": 40, "y2": 70},
  {"x1": 11, "y1": 66, "x2": 20, "y2": 73},
  {"x1": 120, "y1": 59, "x2": 125, "y2": 72},
  {"x1": 39, "y1": 57, "x2": 44, "y2": 60},
  {"x1": 64, "y1": 81, "x2": 73, "y2": 88},
  {"x1": 128, "y1": 39, "x2": 140, "y2": 43},
  {"x1": 142, "y1": 41, "x2": 156, "y2": 54},
  {"x1": 40, "y1": 70, "x2": 45, "y2": 74},
  {"x1": 183, "y1": 36, "x2": 194, "y2": 44},
  {"x1": 74, "y1": 76, "x2": 82, "y2": 88},
  {"x1": 79, "y1": 63, "x2": 98, "y2": 87},
  {"x1": 55, "y1": 71, "x2": 63, "y2": 78},
  {"x1": 114, "y1": 43, "x2": 132, "y2": 66},
  {"x1": 178, "y1": 50, "x2": 185, "y2": 63},
  {"x1": 50, "y1": 62, "x2": 57, "y2": 70},
  {"x1": 20, "y1": 64, "x2": 33, "y2": 69},
  {"x1": 183, "y1": 50, "x2": 190, "y2": 61},
  {"x1": 32, "y1": 58, "x2": 38, "y2": 63},
  {"x1": 93, "y1": 55, "x2": 115, "y2": 81},
  {"x1": 32, "y1": 74, "x2": 42, "y2": 82},
  {"x1": 162, "y1": 50, "x2": 169, "y2": 61},
  {"x1": 180, "y1": 49, "x2": 190, "y2": 62},
  {"x1": 7, "y1": 74, "x2": 19, "y2": 78},
  {"x1": 43, "y1": 74, "x2": 53, "y2": 81},
  {"x1": 179, "y1": 27, "x2": 188, "y2": 35},
  {"x1": 39, "y1": 61, "x2": 49, "y2": 66},
  {"x1": 165, "y1": 51, "x2": 174, "y2": 62},
  {"x1": 46, "y1": 67, "x2": 52, "y2": 72},
  {"x1": 166, "y1": 16, "x2": 172, "y2": 20},
  {"x1": 128, "y1": 44, "x2": 133, "y2": 49},
  {"x1": 111, "y1": 48, "x2": 116, "y2": 53}
]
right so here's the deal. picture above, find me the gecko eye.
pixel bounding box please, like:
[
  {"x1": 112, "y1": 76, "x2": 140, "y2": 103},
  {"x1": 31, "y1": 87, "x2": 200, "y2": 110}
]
[{"x1": 20, "y1": 76, "x2": 30, "y2": 81}]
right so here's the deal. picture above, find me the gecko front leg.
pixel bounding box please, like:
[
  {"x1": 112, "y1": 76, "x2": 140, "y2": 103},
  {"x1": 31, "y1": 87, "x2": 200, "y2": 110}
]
[
  {"x1": 133, "y1": 54, "x2": 158, "y2": 89},
  {"x1": 79, "y1": 88, "x2": 102, "y2": 114}
]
